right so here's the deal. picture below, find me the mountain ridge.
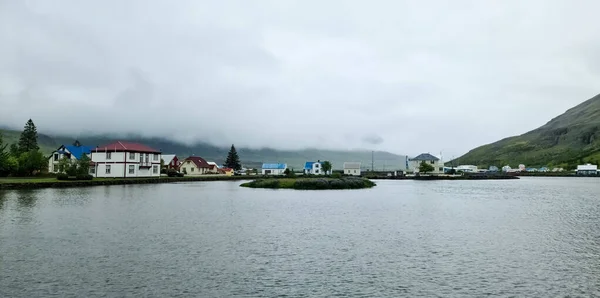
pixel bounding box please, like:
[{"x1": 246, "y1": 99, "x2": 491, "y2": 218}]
[
  {"x1": 0, "y1": 128, "x2": 407, "y2": 171},
  {"x1": 451, "y1": 93, "x2": 600, "y2": 168}
]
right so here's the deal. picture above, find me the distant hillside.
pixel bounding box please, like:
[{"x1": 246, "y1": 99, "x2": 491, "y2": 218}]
[
  {"x1": 451, "y1": 93, "x2": 600, "y2": 168},
  {"x1": 0, "y1": 129, "x2": 407, "y2": 171}
]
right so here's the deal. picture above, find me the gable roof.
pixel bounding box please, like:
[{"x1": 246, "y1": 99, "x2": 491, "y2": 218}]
[
  {"x1": 409, "y1": 153, "x2": 440, "y2": 161},
  {"x1": 65, "y1": 145, "x2": 94, "y2": 159},
  {"x1": 304, "y1": 161, "x2": 321, "y2": 169},
  {"x1": 162, "y1": 154, "x2": 176, "y2": 164},
  {"x1": 262, "y1": 163, "x2": 287, "y2": 169},
  {"x1": 343, "y1": 162, "x2": 361, "y2": 169},
  {"x1": 183, "y1": 156, "x2": 210, "y2": 168},
  {"x1": 94, "y1": 141, "x2": 161, "y2": 153},
  {"x1": 53, "y1": 144, "x2": 94, "y2": 159}
]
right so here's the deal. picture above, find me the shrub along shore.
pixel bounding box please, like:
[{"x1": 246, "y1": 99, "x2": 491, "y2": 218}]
[
  {"x1": 0, "y1": 175, "x2": 253, "y2": 190},
  {"x1": 240, "y1": 176, "x2": 376, "y2": 190}
]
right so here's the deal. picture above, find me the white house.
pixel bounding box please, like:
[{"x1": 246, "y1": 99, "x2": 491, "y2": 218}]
[
  {"x1": 180, "y1": 156, "x2": 211, "y2": 175},
  {"x1": 409, "y1": 153, "x2": 444, "y2": 174},
  {"x1": 207, "y1": 161, "x2": 219, "y2": 174},
  {"x1": 48, "y1": 141, "x2": 94, "y2": 173},
  {"x1": 456, "y1": 165, "x2": 478, "y2": 172},
  {"x1": 343, "y1": 162, "x2": 361, "y2": 176},
  {"x1": 576, "y1": 164, "x2": 598, "y2": 175},
  {"x1": 304, "y1": 161, "x2": 325, "y2": 175},
  {"x1": 261, "y1": 163, "x2": 287, "y2": 175},
  {"x1": 90, "y1": 141, "x2": 161, "y2": 178}
]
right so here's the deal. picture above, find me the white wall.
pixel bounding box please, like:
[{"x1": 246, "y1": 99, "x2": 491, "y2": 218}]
[
  {"x1": 344, "y1": 169, "x2": 361, "y2": 176},
  {"x1": 179, "y1": 161, "x2": 209, "y2": 176},
  {"x1": 91, "y1": 151, "x2": 161, "y2": 178},
  {"x1": 262, "y1": 168, "x2": 285, "y2": 175},
  {"x1": 48, "y1": 150, "x2": 78, "y2": 173},
  {"x1": 409, "y1": 160, "x2": 444, "y2": 174}
]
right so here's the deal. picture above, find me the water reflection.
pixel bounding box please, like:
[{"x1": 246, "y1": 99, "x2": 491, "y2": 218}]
[
  {"x1": 0, "y1": 190, "x2": 8, "y2": 210},
  {"x1": 51, "y1": 188, "x2": 93, "y2": 207},
  {"x1": 16, "y1": 189, "x2": 38, "y2": 209}
]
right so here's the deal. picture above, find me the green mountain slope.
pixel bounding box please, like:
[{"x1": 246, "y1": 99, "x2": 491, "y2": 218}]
[
  {"x1": 452, "y1": 93, "x2": 600, "y2": 168},
  {"x1": 0, "y1": 129, "x2": 407, "y2": 171}
]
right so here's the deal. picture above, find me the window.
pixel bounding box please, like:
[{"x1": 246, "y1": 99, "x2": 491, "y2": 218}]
[
  {"x1": 430, "y1": 160, "x2": 435, "y2": 164},
  {"x1": 153, "y1": 165, "x2": 158, "y2": 174},
  {"x1": 129, "y1": 152, "x2": 135, "y2": 160},
  {"x1": 106, "y1": 152, "x2": 112, "y2": 160},
  {"x1": 315, "y1": 169, "x2": 319, "y2": 174},
  {"x1": 54, "y1": 164, "x2": 60, "y2": 172},
  {"x1": 89, "y1": 167, "x2": 95, "y2": 174},
  {"x1": 106, "y1": 165, "x2": 111, "y2": 174},
  {"x1": 129, "y1": 165, "x2": 135, "y2": 174},
  {"x1": 354, "y1": 170, "x2": 357, "y2": 173},
  {"x1": 315, "y1": 164, "x2": 320, "y2": 168},
  {"x1": 191, "y1": 167, "x2": 195, "y2": 172},
  {"x1": 439, "y1": 167, "x2": 443, "y2": 172},
  {"x1": 153, "y1": 154, "x2": 158, "y2": 161},
  {"x1": 145, "y1": 154, "x2": 149, "y2": 163},
  {"x1": 54, "y1": 153, "x2": 59, "y2": 161}
]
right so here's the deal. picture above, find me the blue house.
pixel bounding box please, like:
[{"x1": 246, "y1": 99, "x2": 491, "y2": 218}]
[
  {"x1": 304, "y1": 161, "x2": 324, "y2": 175},
  {"x1": 48, "y1": 140, "x2": 95, "y2": 173},
  {"x1": 261, "y1": 163, "x2": 287, "y2": 175}
]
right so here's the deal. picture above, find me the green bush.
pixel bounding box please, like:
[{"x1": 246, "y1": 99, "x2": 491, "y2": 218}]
[
  {"x1": 56, "y1": 173, "x2": 69, "y2": 180},
  {"x1": 76, "y1": 174, "x2": 93, "y2": 180},
  {"x1": 330, "y1": 172, "x2": 342, "y2": 178}
]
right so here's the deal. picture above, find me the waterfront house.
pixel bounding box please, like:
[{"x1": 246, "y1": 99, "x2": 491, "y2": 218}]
[
  {"x1": 261, "y1": 163, "x2": 287, "y2": 175},
  {"x1": 48, "y1": 141, "x2": 94, "y2": 173},
  {"x1": 489, "y1": 166, "x2": 499, "y2": 172},
  {"x1": 408, "y1": 153, "x2": 444, "y2": 174},
  {"x1": 219, "y1": 167, "x2": 234, "y2": 176},
  {"x1": 90, "y1": 141, "x2": 161, "y2": 178},
  {"x1": 456, "y1": 165, "x2": 478, "y2": 173},
  {"x1": 304, "y1": 161, "x2": 325, "y2": 175},
  {"x1": 343, "y1": 162, "x2": 361, "y2": 176},
  {"x1": 502, "y1": 165, "x2": 511, "y2": 172},
  {"x1": 180, "y1": 156, "x2": 211, "y2": 175},
  {"x1": 161, "y1": 154, "x2": 179, "y2": 171},
  {"x1": 207, "y1": 161, "x2": 219, "y2": 174},
  {"x1": 518, "y1": 164, "x2": 526, "y2": 171},
  {"x1": 576, "y1": 164, "x2": 598, "y2": 175}
]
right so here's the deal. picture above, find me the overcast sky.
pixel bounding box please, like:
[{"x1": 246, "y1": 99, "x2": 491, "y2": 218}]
[{"x1": 1, "y1": 0, "x2": 599, "y2": 158}]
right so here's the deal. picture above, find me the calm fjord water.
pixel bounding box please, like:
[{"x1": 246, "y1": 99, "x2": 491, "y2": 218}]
[{"x1": 1, "y1": 178, "x2": 599, "y2": 297}]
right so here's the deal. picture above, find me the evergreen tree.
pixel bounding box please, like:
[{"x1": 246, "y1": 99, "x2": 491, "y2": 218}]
[
  {"x1": 224, "y1": 144, "x2": 242, "y2": 171},
  {"x1": 418, "y1": 161, "x2": 435, "y2": 174},
  {"x1": 9, "y1": 143, "x2": 19, "y2": 157},
  {"x1": 18, "y1": 119, "x2": 39, "y2": 154},
  {"x1": 0, "y1": 133, "x2": 10, "y2": 176}
]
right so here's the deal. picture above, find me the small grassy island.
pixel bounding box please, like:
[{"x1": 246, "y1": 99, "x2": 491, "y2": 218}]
[{"x1": 240, "y1": 176, "x2": 376, "y2": 190}]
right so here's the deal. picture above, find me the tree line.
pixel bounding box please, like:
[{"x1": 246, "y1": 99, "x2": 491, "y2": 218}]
[{"x1": 0, "y1": 119, "x2": 48, "y2": 177}]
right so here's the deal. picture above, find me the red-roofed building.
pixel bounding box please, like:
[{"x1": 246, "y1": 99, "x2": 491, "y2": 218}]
[
  {"x1": 90, "y1": 141, "x2": 162, "y2": 178},
  {"x1": 219, "y1": 168, "x2": 234, "y2": 176},
  {"x1": 180, "y1": 156, "x2": 211, "y2": 175}
]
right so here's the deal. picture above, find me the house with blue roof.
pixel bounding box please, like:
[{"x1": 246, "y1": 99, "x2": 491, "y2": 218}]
[
  {"x1": 261, "y1": 163, "x2": 287, "y2": 175},
  {"x1": 48, "y1": 140, "x2": 94, "y2": 173},
  {"x1": 304, "y1": 160, "x2": 325, "y2": 175}
]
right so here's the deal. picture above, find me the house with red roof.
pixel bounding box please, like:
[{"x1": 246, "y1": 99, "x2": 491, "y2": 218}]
[
  {"x1": 179, "y1": 156, "x2": 211, "y2": 175},
  {"x1": 90, "y1": 141, "x2": 162, "y2": 178}
]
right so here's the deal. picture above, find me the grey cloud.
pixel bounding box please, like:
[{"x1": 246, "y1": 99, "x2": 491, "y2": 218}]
[
  {"x1": 1, "y1": 0, "x2": 600, "y2": 158},
  {"x1": 362, "y1": 134, "x2": 384, "y2": 145}
]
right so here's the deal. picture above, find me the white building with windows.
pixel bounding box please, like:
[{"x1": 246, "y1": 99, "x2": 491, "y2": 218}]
[
  {"x1": 408, "y1": 153, "x2": 444, "y2": 174},
  {"x1": 304, "y1": 161, "x2": 327, "y2": 175},
  {"x1": 343, "y1": 162, "x2": 362, "y2": 176},
  {"x1": 47, "y1": 141, "x2": 94, "y2": 173},
  {"x1": 90, "y1": 141, "x2": 161, "y2": 178}
]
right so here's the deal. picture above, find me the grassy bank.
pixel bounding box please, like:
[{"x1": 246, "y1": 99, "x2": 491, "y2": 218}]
[
  {"x1": 240, "y1": 177, "x2": 376, "y2": 190},
  {"x1": 0, "y1": 175, "x2": 254, "y2": 190}
]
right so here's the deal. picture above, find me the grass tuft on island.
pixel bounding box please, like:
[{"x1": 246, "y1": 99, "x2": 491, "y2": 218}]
[{"x1": 240, "y1": 176, "x2": 376, "y2": 190}]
